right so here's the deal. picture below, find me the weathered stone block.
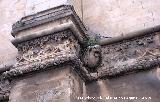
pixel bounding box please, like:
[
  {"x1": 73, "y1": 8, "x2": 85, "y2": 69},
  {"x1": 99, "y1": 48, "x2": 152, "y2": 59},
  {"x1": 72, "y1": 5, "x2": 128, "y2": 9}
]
[{"x1": 9, "y1": 66, "x2": 83, "y2": 102}]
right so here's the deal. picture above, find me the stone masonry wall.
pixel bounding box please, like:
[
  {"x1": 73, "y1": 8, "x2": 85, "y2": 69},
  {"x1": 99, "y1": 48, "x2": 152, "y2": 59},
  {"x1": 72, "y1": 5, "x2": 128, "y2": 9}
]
[
  {"x1": 9, "y1": 66, "x2": 83, "y2": 102},
  {"x1": 1, "y1": 0, "x2": 160, "y2": 65},
  {"x1": 0, "y1": 0, "x2": 26, "y2": 67},
  {"x1": 0, "y1": 3, "x2": 159, "y2": 102},
  {"x1": 81, "y1": 0, "x2": 160, "y2": 37},
  {"x1": 84, "y1": 68, "x2": 160, "y2": 102}
]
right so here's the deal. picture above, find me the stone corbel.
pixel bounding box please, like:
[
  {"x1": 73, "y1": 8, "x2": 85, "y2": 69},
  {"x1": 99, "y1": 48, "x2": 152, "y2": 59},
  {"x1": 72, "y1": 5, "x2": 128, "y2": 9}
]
[{"x1": 81, "y1": 45, "x2": 102, "y2": 72}]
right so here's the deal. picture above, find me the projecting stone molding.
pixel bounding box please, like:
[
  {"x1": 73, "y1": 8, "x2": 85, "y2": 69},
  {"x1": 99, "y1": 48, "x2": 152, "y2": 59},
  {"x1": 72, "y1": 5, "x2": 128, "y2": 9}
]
[{"x1": 0, "y1": 5, "x2": 159, "y2": 102}]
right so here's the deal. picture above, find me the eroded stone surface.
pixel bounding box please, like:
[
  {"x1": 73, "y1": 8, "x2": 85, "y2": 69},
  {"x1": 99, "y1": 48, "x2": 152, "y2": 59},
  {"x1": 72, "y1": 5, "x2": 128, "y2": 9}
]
[
  {"x1": 98, "y1": 33, "x2": 160, "y2": 77},
  {"x1": 0, "y1": 2, "x2": 160, "y2": 102},
  {"x1": 9, "y1": 66, "x2": 83, "y2": 102},
  {"x1": 84, "y1": 69, "x2": 160, "y2": 102},
  {"x1": 15, "y1": 30, "x2": 79, "y2": 67}
]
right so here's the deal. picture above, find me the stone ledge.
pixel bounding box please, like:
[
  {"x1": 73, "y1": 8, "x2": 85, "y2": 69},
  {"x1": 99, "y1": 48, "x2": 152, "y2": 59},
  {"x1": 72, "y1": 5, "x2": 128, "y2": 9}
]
[
  {"x1": 12, "y1": 23, "x2": 85, "y2": 46},
  {"x1": 11, "y1": 5, "x2": 87, "y2": 45},
  {"x1": 2, "y1": 54, "x2": 75, "y2": 79},
  {"x1": 100, "y1": 25, "x2": 160, "y2": 45},
  {"x1": 98, "y1": 54, "x2": 160, "y2": 79},
  {"x1": 1, "y1": 54, "x2": 91, "y2": 82},
  {"x1": 12, "y1": 5, "x2": 86, "y2": 37},
  {"x1": 0, "y1": 65, "x2": 12, "y2": 74}
]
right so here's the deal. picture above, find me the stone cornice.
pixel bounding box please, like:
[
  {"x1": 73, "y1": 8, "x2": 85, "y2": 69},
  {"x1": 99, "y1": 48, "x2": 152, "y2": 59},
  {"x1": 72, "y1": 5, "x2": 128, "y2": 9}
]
[
  {"x1": 0, "y1": 65, "x2": 12, "y2": 73},
  {"x1": 72, "y1": 54, "x2": 160, "y2": 82},
  {"x1": 11, "y1": 5, "x2": 87, "y2": 45},
  {"x1": 100, "y1": 25, "x2": 160, "y2": 45},
  {"x1": 97, "y1": 54, "x2": 160, "y2": 79},
  {"x1": 12, "y1": 5, "x2": 86, "y2": 36},
  {"x1": 1, "y1": 54, "x2": 76, "y2": 79},
  {"x1": 1, "y1": 54, "x2": 92, "y2": 82}
]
